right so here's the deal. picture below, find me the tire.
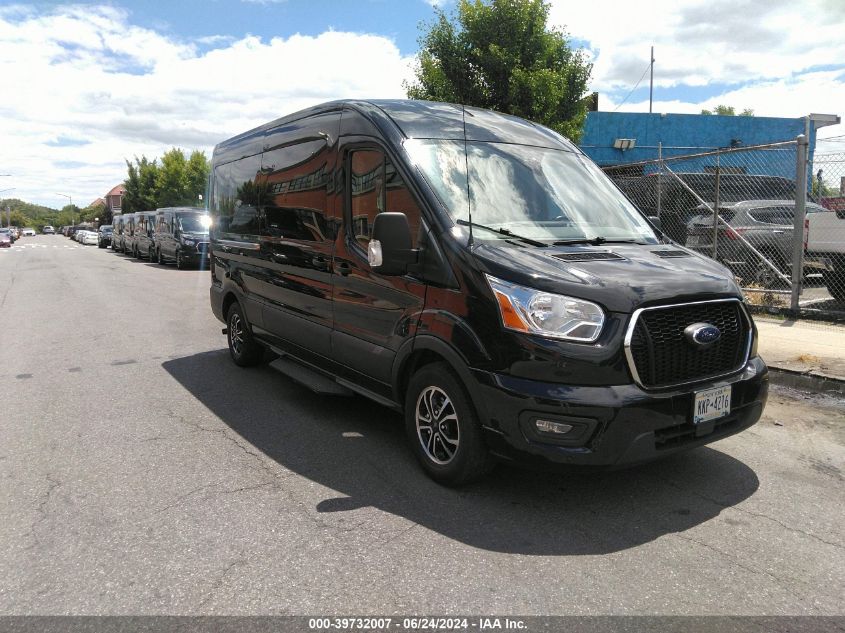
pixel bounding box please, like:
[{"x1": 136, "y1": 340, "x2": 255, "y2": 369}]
[
  {"x1": 226, "y1": 302, "x2": 264, "y2": 367},
  {"x1": 176, "y1": 250, "x2": 185, "y2": 270},
  {"x1": 135, "y1": 245, "x2": 142, "y2": 259},
  {"x1": 822, "y1": 268, "x2": 845, "y2": 303},
  {"x1": 148, "y1": 246, "x2": 154, "y2": 261},
  {"x1": 157, "y1": 248, "x2": 164, "y2": 265},
  {"x1": 752, "y1": 261, "x2": 783, "y2": 289},
  {"x1": 404, "y1": 362, "x2": 493, "y2": 486}
]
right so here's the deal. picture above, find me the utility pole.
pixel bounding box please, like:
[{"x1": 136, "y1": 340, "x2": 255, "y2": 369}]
[
  {"x1": 56, "y1": 192, "x2": 73, "y2": 226},
  {"x1": 649, "y1": 46, "x2": 655, "y2": 114}
]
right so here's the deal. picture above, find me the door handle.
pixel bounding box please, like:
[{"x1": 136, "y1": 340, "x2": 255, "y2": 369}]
[
  {"x1": 335, "y1": 261, "x2": 352, "y2": 276},
  {"x1": 312, "y1": 256, "x2": 329, "y2": 271}
]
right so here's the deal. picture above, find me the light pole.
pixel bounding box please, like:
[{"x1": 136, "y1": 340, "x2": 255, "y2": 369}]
[
  {"x1": 56, "y1": 192, "x2": 73, "y2": 226},
  {"x1": 0, "y1": 187, "x2": 15, "y2": 227}
]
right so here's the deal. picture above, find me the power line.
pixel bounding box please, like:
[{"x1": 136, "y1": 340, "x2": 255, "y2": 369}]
[{"x1": 614, "y1": 62, "x2": 652, "y2": 112}]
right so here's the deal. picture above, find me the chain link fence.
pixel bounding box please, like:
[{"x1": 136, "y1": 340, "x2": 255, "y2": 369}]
[{"x1": 602, "y1": 139, "x2": 845, "y2": 323}]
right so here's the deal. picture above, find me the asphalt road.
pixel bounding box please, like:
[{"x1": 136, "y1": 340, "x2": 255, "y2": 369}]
[{"x1": 1, "y1": 234, "x2": 843, "y2": 615}]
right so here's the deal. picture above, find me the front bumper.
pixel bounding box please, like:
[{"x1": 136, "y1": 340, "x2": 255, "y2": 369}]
[{"x1": 473, "y1": 356, "x2": 768, "y2": 469}]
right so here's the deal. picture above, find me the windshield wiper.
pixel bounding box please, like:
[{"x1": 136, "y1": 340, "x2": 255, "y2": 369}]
[
  {"x1": 456, "y1": 219, "x2": 548, "y2": 247},
  {"x1": 553, "y1": 237, "x2": 645, "y2": 246}
]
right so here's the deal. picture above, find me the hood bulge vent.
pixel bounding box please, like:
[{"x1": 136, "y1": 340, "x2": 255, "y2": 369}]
[
  {"x1": 552, "y1": 251, "x2": 625, "y2": 262},
  {"x1": 651, "y1": 249, "x2": 691, "y2": 258}
]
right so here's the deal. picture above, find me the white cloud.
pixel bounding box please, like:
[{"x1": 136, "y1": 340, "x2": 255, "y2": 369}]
[
  {"x1": 549, "y1": 0, "x2": 845, "y2": 92},
  {"x1": 0, "y1": 5, "x2": 414, "y2": 208},
  {"x1": 547, "y1": 0, "x2": 845, "y2": 148}
]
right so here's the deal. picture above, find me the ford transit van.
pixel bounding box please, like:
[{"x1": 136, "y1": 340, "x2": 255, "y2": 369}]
[{"x1": 208, "y1": 100, "x2": 768, "y2": 485}]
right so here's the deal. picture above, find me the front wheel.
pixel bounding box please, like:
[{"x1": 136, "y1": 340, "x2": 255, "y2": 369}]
[
  {"x1": 404, "y1": 362, "x2": 493, "y2": 486},
  {"x1": 226, "y1": 303, "x2": 264, "y2": 367},
  {"x1": 176, "y1": 250, "x2": 185, "y2": 270}
]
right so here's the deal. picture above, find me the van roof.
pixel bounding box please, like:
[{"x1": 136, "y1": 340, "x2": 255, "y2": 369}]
[
  {"x1": 214, "y1": 99, "x2": 578, "y2": 157},
  {"x1": 156, "y1": 207, "x2": 206, "y2": 214}
]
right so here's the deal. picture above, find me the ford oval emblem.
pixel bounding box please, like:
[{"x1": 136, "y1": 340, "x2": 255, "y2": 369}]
[{"x1": 684, "y1": 322, "x2": 721, "y2": 347}]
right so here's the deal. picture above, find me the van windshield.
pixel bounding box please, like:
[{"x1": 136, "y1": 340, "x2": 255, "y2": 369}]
[
  {"x1": 179, "y1": 216, "x2": 209, "y2": 233},
  {"x1": 405, "y1": 140, "x2": 657, "y2": 243}
]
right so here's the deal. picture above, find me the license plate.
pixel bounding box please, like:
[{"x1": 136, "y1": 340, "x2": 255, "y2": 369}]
[{"x1": 693, "y1": 385, "x2": 732, "y2": 424}]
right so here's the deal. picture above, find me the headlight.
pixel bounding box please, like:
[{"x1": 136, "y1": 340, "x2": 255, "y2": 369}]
[
  {"x1": 183, "y1": 239, "x2": 195, "y2": 246},
  {"x1": 486, "y1": 274, "x2": 605, "y2": 343}
]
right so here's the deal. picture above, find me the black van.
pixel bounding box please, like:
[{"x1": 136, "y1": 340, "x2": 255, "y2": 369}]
[
  {"x1": 128, "y1": 211, "x2": 158, "y2": 259},
  {"x1": 110, "y1": 216, "x2": 123, "y2": 251},
  {"x1": 154, "y1": 207, "x2": 210, "y2": 269},
  {"x1": 208, "y1": 100, "x2": 768, "y2": 485},
  {"x1": 119, "y1": 213, "x2": 137, "y2": 254}
]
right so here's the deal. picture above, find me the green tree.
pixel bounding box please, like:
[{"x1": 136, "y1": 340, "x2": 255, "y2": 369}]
[
  {"x1": 700, "y1": 105, "x2": 754, "y2": 116},
  {"x1": 123, "y1": 155, "x2": 160, "y2": 213},
  {"x1": 185, "y1": 150, "x2": 210, "y2": 206},
  {"x1": 156, "y1": 148, "x2": 189, "y2": 207},
  {"x1": 405, "y1": 0, "x2": 592, "y2": 141}
]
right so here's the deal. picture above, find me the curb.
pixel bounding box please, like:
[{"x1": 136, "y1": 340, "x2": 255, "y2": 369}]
[{"x1": 767, "y1": 366, "x2": 845, "y2": 395}]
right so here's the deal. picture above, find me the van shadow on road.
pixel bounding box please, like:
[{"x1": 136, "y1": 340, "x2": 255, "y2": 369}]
[{"x1": 163, "y1": 350, "x2": 760, "y2": 556}]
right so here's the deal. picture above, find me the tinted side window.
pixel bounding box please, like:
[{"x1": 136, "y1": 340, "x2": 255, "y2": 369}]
[
  {"x1": 349, "y1": 149, "x2": 421, "y2": 250},
  {"x1": 261, "y1": 139, "x2": 330, "y2": 242},
  {"x1": 749, "y1": 207, "x2": 793, "y2": 225},
  {"x1": 212, "y1": 154, "x2": 262, "y2": 240},
  {"x1": 350, "y1": 149, "x2": 384, "y2": 248}
]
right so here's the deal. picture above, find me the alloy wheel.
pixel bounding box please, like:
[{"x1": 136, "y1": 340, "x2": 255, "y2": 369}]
[
  {"x1": 415, "y1": 386, "x2": 460, "y2": 465},
  {"x1": 229, "y1": 313, "x2": 244, "y2": 355}
]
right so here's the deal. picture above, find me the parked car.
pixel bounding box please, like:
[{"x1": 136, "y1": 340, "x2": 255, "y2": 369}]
[
  {"x1": 154, "y1": 207, "x2": 210, "y2": 269},
  {"x1": 127, "y1": 211, "x2": 157, "y2": 259},
  {"x1": 1, "y1": 227, "x2": 15, "y2": 244},
  {"x1": 21, "y1": 228, "x2": 35, "y2": 236},
  {"x1": 805, "y1": 203, "x2": 845, "y2": 302},
  {"x1": 80, "y1": 230, "x2": 98, "y2": 246},
  {"x1": 9, "y1": 226, "x2": 20, "y2": 239},
  {"x1": 42, "y1": 225, "x2": 55, "y2": 234},
  {"x1": 208, "y1": 99, "x2": 768, "y2": 485},
  {"x1": 684, "y1": 200, "x2": 827, "y2": 287},
  {"x1": 97, "y1": 225, "x2": 113, "y2": 248},
  {"x1": 0, "y1": 228, "x2": 12, "y2": 247}
]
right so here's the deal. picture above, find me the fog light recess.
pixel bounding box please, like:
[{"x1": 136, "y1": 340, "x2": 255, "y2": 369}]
[
  {"x1": 518, "y1": 411, "x2": 598, "y2": 447},
  {"x1": 534, "y1": 419, "x2": 573, "y2": 435}
]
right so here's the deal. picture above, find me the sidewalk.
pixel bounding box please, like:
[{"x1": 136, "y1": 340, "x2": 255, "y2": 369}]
[{"x1": 754, "y1": 316, "x2": 845, "y2": 392}]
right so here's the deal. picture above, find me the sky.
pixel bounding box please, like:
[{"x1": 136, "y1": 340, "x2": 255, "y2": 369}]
[{"x1": 2, "y1": 0, "x2": 845, "y2": 209}]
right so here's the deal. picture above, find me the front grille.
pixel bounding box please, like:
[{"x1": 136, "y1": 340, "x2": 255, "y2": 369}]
[
  {"x1": 626, "y1": 300, "x2": 750, "y2": 389},
  {"x1": 654, "y1": 416, "x2": 739, "y2": 449}
]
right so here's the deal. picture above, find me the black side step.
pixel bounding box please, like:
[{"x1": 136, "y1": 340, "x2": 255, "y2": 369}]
[{"x1": 269, "y1": 357, "x2": 354, "y2": 396}]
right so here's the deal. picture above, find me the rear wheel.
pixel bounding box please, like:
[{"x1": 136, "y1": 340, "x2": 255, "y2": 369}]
[
  {"x1": 404, "y1": 362, "x2": 493, "y2": 486},
  {"x1": 176, "y1": 250, "x2": 184, "y2": 270},
  {"x1": 226, "y1": 303, "x2": 264, "y2": 367}
]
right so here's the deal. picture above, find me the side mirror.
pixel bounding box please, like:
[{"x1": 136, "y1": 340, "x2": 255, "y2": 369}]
[
  {"x1": 368, "y1": 212, "x2": 418, "y2": 276},
  {"x1": 647, "y1": 215, "x2": 662, "y2": 230}
]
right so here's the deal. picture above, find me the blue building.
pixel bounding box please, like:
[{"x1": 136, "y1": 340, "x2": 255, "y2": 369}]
[{"x1": 579, "y1": 111, "x2": 823, "y2": 179}]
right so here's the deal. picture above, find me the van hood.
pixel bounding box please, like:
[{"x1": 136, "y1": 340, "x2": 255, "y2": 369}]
[{"x1": 471, "y1": 242, "x2": 742, "y2": 313}]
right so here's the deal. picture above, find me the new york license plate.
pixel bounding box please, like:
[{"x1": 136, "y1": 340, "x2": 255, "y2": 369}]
[{"x1": 693, "y1": 385, "x2": 732, "y2": 425}]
